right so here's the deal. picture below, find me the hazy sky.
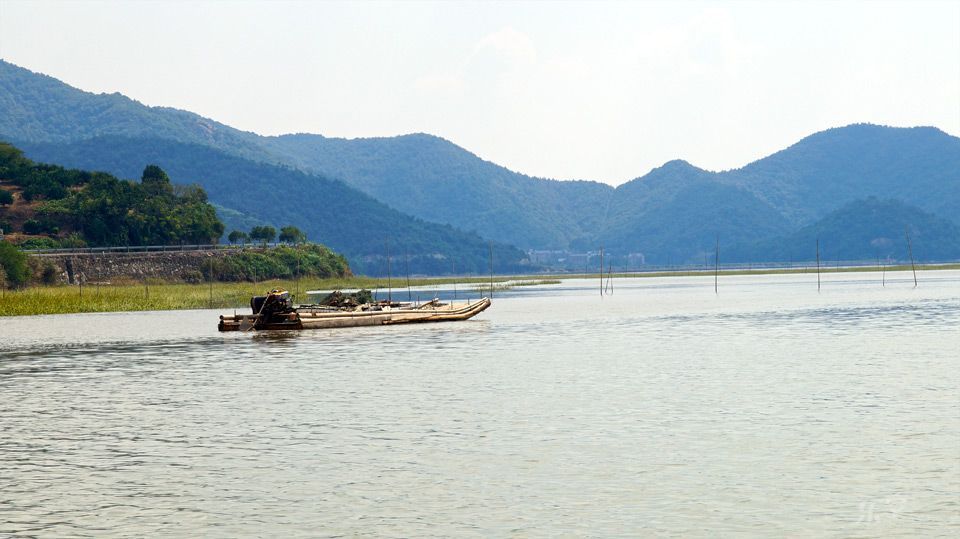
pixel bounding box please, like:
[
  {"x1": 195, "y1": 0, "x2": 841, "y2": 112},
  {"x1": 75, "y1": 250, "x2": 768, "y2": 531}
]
[{"x1": 1, "y1": 0, "x2": 958, "y2": 184}]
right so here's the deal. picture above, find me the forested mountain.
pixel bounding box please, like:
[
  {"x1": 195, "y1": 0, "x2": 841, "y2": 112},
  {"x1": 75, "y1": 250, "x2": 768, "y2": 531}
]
[
  {"x1": 724, "y1": 197, "x2": 960, "y2": 263},
  {"x1": 15, "y1": 136, "x2": 527, "y2": 275},
  {"x1": 576, "y1": 125, "x2": 960, "y2": 262},
  {"x1": 597, "y1": 160, "x2": 792, "y2": 263},
  {"x1": 262, "y1": 133, "x2": 613, "y2": 249},
  {"x1": 261, "y1": 126, "x2": 960, "y2": 260},
  {"x1": 2, "y1": 58, "x2": 958, "y2": 267},
  {"x1": 0, "y1": 60, "x2": 267, "y2": 160},
  {"x1": 716, "y1": 124, "x2": 960, "y2": 226}
]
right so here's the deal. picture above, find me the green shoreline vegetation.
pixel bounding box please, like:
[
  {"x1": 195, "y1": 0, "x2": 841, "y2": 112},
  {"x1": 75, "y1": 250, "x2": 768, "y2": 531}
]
[
  {"x1": 0, "y1": 274, "x2": 511, "y2": 317},
  {"x1": 2, "y1": 264, "x2": 957, "y2": 317}
]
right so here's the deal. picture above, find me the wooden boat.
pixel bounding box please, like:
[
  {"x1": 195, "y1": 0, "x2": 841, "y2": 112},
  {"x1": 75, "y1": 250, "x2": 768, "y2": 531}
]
[{"x1": 218, "y1": 289, "x2": 491, "y2": 331}]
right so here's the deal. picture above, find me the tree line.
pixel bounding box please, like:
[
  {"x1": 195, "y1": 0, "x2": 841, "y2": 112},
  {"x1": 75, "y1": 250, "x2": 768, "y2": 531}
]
[
  {"x1": 0, "y1": 142, "x2": 224, "y2": 247},
  {"x1": 227, "y1": 225, "x2": 306, "y2": 246}
]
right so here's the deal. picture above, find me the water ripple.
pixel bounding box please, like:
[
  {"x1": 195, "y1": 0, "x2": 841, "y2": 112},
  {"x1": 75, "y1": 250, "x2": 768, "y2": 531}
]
[{"x1": 2, "y1": 272, "x2": 959, "y2": 536}]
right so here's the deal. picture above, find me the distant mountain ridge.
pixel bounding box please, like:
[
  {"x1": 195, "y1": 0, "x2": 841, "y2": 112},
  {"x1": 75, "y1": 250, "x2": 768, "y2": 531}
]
[
  {"x1": 715, "y1": 124, "x2": 960, "y2": 225},
  {"x1": 260, "y1": 132, "x2": 613, "y2": 249},
  {"x1": 0, "y1": 61, "x2": 268, "y2": 159},
  {"x1": 2, "y1": 59, "x2": 958, "y2": 266},
  {"x1": 599, "y1": 159, "x2": 792, "y2": 262}
]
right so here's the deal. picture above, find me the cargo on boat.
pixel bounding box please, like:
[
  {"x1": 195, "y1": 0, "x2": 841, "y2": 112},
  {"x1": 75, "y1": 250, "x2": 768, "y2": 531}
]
[{"x1": 218, "y1": 289, "x2": 491, "y2": 331}]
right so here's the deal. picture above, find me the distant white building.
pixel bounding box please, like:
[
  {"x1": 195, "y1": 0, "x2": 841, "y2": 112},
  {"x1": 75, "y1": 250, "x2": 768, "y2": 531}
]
[
  {"x1": 626, "y1": 252, "x2": 645, "y2": 267},
  {"x1": 526, "y1": 249, "x2": 566, "y2": 265},
  {"x1": 525, "y1": 249, "x2": 645, "y2": 271}
]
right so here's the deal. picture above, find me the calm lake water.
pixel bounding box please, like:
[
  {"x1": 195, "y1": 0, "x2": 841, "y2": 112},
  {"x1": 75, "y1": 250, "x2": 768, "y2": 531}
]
[{"x1": 2, "y1": 270, "x2": 958, "y2": 537}]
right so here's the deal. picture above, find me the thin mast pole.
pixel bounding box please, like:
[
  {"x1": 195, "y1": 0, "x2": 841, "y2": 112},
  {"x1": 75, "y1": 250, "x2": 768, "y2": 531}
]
[
  {"x1": 714, "y1": 235, "x2": 719, "y2": 294},
  {"x1": 405, "y1": 250, "x2": 412, "y2": 302},
  {"x1": 905, "y1": 225, "x2": 917, "y2": 287},
  {"x1": 488, "y1": 242, "x2": 494, "y2": 299},
  {"x1": 606, "y1": 262, "x2": 613, "y2": 295},
  {"x1": 599, "y1": 246, "x2": 604, "y2": 297},
  {"x1": 816, "y1": 237, "x2": 821, "y2": 292},
  {"x1": 385, "y1": 237, "x2": 392, "y2": 303}
]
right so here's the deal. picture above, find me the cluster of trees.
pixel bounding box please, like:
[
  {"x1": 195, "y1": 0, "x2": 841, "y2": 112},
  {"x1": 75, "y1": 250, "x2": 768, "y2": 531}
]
[
  {"x1": 0, "y1": 241, "x2": 29, "y2": 288},
  {"x1": 0, "y1": 143, "x2": 225, "y2": 246},
  {"x1": 227, "y1": 225, "x2": 306, "y2": 246},
  {"x1": 205, "y1": 243, "x2": 350, "y2": 282}
]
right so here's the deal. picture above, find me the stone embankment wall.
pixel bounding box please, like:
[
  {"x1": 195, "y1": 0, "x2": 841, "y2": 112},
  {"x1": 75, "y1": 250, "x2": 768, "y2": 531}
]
[{"x1": 34, "y1": 250, "x2": 232, "y2": 284}]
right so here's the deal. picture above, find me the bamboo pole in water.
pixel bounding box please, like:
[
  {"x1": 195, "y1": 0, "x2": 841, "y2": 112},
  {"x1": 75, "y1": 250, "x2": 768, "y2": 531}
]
[
  {"x1": 405, "y1": 251, "x2": 412, "y2": 302},
  {"x1": 714, "y1": 235, "x2": 719, "y2": 295},
  {"x1": 612, "y1": 264, "x2": 615, "y2": 293},
  {"x1": 816, "y1": 237, "x2": 821, "y2": 292},
  {"x1": 385, "y1": 236, "x2": 392, "y2": 304},
  {"x1": 603, "y1": 262, "x2": 609, "y2": 295},
  {"x1": 606, "y1": 262, "x2": 613, "y2": 295},
  {"x1": 905, "y1": 225, "x2": 918, "y2": 287},
  {"x1": 488, "y1": 242, "x2": 494, "y2": 299},
  {"x1": 599, "y1": 246, "x2": 604, "y2": 298}
]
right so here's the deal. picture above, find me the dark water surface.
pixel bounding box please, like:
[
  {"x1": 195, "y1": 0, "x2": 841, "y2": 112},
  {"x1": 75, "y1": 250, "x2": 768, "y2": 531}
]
[{"x1": 2, "y1": 271, "x2": 958, "y2": 537}]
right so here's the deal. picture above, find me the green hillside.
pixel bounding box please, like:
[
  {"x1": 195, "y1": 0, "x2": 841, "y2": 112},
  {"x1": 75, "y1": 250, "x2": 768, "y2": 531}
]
[
  {"x1": 264, "y1": 126, "x2": 960, "y2": 259},
  {"x1": 597, "y1": 160, "x2": 791, "y2": 262},
  {"x1": 0, "y1": 60, "x2": 268, "y2": 161},
  {"x1": 601, "y1": 127, "x2": 960, "y2": 263},
  {"x1": 718, "y1": 124, "x2": 960, "y2": 225},
  {"x1": 15, "y1": 136, "x2": 528, "y2": 275},
  {"x1": 725, "y1": 197, "x2": 960, "y2": 263},
  {"x1": 263, "y1": 133, "x2": 613, "y2": 249}
]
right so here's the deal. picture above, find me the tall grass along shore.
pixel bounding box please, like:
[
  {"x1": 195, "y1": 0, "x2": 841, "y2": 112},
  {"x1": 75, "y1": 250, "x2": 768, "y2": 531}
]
[{"x1": 0, "y1": 275, "x2": 510, "y2": 317}]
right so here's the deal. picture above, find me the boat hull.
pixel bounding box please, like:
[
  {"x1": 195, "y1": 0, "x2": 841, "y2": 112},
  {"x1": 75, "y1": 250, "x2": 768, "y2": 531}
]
[{"x1": 218, "y1": 297, "x2": 491, "y2": 331}]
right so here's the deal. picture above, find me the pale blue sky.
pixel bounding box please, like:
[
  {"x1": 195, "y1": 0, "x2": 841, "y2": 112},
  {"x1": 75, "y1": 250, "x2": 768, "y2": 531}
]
[{"x1": 1, "y1": 0, "x2": 958, "y2": 184}]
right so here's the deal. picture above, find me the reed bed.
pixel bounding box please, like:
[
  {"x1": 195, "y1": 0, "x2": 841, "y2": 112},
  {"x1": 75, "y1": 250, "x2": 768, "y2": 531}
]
[
  {"x1": 0, "y1": 275, "x2": 520, "y2": 317},
  {"x1": 470, "y1": 279, "x2": 562, "y2": 293}
]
